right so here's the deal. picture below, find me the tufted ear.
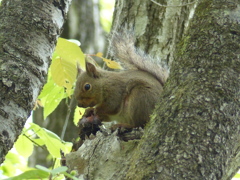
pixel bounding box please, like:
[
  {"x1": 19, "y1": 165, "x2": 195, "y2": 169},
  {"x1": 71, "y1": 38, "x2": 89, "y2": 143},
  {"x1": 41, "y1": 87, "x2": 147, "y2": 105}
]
[{"x1": 86, "y1": 62, "x2": 101, "y2": 78}]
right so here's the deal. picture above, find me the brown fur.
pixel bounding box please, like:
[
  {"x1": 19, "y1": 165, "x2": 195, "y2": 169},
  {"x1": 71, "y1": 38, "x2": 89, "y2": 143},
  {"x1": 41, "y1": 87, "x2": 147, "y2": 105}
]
[{"x1": 74, "y1": 33, "x2": 168, "y2": 127}]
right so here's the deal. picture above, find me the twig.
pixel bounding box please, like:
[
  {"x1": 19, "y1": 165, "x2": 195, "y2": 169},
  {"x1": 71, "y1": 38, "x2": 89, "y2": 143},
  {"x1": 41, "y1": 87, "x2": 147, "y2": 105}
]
[
  {"x1": 23, "y1": 133, "x2": 45, "y2": 149},
  {"x1": 60, "y1": 97, "x2": 76, "y2": 140}
]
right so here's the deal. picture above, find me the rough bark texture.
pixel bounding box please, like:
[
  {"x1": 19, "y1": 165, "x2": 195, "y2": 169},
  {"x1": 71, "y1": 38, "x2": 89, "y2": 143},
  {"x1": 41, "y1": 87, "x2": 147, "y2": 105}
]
[
  {"x1": 0, "y1": 0, "x2": 71, "y2": 164},
  {"x1": 126, "y1": 0, "x2": 240, "y2": 179},
  {"x1": 109, "y1": 0, "x2": 195, "y2": 64},
  {"x1": 66, "y1": 0, "x2": 240, "y2": 179},
  {"x1": 67, "y1": 131, "x2": 140, "y2": 180}
]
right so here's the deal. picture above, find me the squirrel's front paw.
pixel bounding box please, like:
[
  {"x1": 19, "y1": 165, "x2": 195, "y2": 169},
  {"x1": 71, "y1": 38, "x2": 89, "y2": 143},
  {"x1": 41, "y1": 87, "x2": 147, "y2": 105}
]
[
  {"x1": 110, "y1": 123, "x2": 134, "y2": 132},
  {"x1": 78, "y1": 108, "x2": 102, "y2": 140},
  {"x1": 79, "y1": 107, "x2": 101, "y2": 125}
]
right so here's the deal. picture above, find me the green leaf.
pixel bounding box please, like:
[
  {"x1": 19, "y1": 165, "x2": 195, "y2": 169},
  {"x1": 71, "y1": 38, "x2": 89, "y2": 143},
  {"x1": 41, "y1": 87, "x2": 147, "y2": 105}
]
[
  {"x1": 42, "y1": 85, "x2": 66, "y2": 119},
  {"x1": 51, "y1": 166, "x2": 68, "y2": 175},
  {"x1": 32, "y1": 138, "x2": 45, "y2": 146},
  {"x1": 37, "y1": 77, "x2": 68, "y2": 119},
  {"x1": 3, "y1": 169, "x2": 49, "y2": 180},
  {"x1": 62, "y1": 171, "x2": 81, "y2": 180},
  {"x1": 14, "y1": 134, "x2": 34, "y2": 158},
  {"x1": 38, "y1": 79, "x2": 55, "y2": 99},
  {"x1": 37, "y1": 165, "x2": 68, "y2": 176},
  {"x1": 0, "y1": 152, "x2": 21, "y2": 177},
  {"x1": 29, "y1": 123, "x2": 72, "y2": 158},
  {"x1": 4, "y1": 152, "x2": 21, "y2": 164},
  {"x1": 35, "y1": 165, "x2": 52, "y2": 173}
]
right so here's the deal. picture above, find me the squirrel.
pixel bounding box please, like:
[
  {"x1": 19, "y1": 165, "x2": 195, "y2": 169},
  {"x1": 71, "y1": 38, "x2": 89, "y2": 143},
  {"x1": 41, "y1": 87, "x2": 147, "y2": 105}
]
[{"x1": 74, "y1": 31, "x2": 169, "y2": 128}]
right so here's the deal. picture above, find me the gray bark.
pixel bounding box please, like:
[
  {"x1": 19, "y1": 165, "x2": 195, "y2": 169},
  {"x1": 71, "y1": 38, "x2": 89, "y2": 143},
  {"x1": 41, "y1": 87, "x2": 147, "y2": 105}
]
[
  {"x1": 0, "y1": 0, "x2": 71, "y2": 164},
  {"x1": 66, "y1": 0, "x2": 240, "y2": 180},
  {"x1": 109, "y1": 0, "x2": 195, "y2": 64}
]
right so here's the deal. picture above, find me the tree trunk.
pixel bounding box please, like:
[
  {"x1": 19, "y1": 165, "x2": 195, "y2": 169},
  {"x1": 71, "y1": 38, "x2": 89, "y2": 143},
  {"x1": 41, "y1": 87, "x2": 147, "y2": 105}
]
[
  {"x1": 62, "y1": 0, "x2": 106, "y2": 54},
  {"x1": 66, "y1": 0, "x2": 240, "y2": 180},
  {"x1": 0, "y1": 0, "x2": 71, "y2": 164}
]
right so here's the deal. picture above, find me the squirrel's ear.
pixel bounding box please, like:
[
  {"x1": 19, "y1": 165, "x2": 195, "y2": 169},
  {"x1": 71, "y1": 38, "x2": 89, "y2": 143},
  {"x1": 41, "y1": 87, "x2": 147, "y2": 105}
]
[{"x1": 86, "y1": 62, "x2": 100, "y2": 78}]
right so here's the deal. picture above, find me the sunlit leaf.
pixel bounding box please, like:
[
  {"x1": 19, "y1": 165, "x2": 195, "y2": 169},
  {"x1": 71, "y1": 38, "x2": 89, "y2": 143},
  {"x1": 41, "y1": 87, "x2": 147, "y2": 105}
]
[
  {"x1": 29, "y1": 123, "x2": 72, "y2": 158},
  {"x1": 234, "y1": 173, "x2": 240, "y2": 178},
  {"x1": 0, "y1": 152, "x2": 21, "y2": 177},
  {"x1": 42, "y1": 85, "x2": 66, "y2": 119},
  {"x1": 55, "y1": 38, "x2": 85, "y2": 67},
  {"x1": 32, "y1": 138, "x2": 45, "y2": 146},
  {"x1": 52, "y1": 38, "x2": 85, "y2": 89},
  {"x1": 51, "y1": 56, "x2": 76, "y2": 93},
  {"x1": 14, "y1": 134, "x2": 34, "y2": 158},
  {"x1": 67, "y1": 39, "x2": 81, "y2": 46},
  {"x1": 37, "y1": 78, "x2": 68, "y2": 119},
  {"x1": 38, "y1": 79, "x2": 55, "y2": 99},
  {"x1": 73, "y1": 107, "x2": 85, "y2": 126}
]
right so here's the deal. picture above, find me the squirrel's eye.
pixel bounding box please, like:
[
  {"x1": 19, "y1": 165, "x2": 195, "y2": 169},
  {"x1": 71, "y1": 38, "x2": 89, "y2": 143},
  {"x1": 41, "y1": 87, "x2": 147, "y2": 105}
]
[{"x1": 84, "y1": 83, "x2": 91, "y2": 91}]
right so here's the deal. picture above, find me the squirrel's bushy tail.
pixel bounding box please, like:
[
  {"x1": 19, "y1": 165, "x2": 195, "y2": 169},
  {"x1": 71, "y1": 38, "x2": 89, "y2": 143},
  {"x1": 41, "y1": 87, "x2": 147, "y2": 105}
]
[{"x1": 109, "y1": 31, "x2": 169, "y2": 86}]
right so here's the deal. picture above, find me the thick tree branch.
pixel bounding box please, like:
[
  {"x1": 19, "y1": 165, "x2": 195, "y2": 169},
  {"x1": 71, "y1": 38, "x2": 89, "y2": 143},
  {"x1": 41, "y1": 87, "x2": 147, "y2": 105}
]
[
  {"x1": 127, "y1": 0, "x2": 240, "y2": 179},
  {"x1": 0, "y1": 0, "x2": 71, "y2": 163}
]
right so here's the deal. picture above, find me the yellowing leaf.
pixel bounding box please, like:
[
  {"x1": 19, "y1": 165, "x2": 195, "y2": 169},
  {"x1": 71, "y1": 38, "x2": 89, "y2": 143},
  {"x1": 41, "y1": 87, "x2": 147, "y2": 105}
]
[
  {"x1": 37, "y1": 100, "x2": 43, "y2": 107},
  {"x1": 33, "y1": 100, "x2": 43, "y2": 110},
  {"x1": 95, "y1": 52, "x2": 103, "y2": 57},
  {"x1": 55, "y1": 38, "x2": 85, "y2": 68},
  {"x1": 102, "y1": 58, "x2": 123, "y2": 69},
  {"x1": 90, "y1": 52, "x2": 122, "y2": 69},
  {"x1": 52, "y1": 38, "x2": 85, "y2": 93},
  {"x1": 51, "y1": 56, "x2": 76, "y2": 93}
]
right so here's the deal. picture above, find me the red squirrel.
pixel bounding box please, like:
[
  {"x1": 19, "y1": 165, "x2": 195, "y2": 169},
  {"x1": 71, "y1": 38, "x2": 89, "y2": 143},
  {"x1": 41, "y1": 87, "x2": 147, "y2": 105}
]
[{"x1": 74, "y1": 32, "x2": 169, "y2": 128}]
